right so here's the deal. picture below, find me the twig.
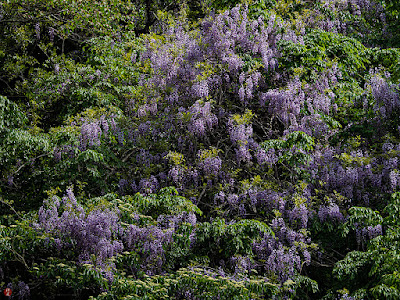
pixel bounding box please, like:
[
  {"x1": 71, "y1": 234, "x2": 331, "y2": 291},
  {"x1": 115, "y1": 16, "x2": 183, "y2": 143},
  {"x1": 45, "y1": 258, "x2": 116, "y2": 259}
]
[
  {"x1": 13, "y1": 153, "x2": 49, "y2": 176},
  {"x1": 197, "y1": 184, "x2": 207, "y2": 204},
  {"x1": 104, "y1": 148, "x2": 137, "y2": 182},
  {"x1": 9, "y1": 246, "x2": 29, "y2": 270},
  {"x1": 0, "y1": 197, "x2": 23, "y2": 219},
  {"x1": 122, "y1": 149, "x2": 136, "y2": 162}
]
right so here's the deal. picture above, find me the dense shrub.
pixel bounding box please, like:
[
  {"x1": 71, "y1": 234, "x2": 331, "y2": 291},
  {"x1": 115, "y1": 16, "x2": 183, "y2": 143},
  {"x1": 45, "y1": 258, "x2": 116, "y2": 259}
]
[{"x1": 1, "y1": 0, "x2": 400, "y2": 299}]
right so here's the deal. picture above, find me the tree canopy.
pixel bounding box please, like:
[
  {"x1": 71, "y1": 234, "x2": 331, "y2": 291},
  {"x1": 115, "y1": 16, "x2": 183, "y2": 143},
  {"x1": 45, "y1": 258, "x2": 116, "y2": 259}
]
[{"x1": 1, "y1": 0, "x2": 400, "y2": 299}]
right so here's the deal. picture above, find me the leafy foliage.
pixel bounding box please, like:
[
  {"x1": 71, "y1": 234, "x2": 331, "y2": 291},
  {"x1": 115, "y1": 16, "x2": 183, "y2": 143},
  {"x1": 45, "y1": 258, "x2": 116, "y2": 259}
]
[{"x1": 1, "y1": 0, "x2": 400, "y2": 299}]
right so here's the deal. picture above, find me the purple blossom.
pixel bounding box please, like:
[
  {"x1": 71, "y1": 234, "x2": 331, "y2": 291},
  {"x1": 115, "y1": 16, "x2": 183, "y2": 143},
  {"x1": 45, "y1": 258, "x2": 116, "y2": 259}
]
[
  {"x1": 188, "y1": 101, "x2": 218, "y2": 136},
  {"x1": 80, "y1": 120, "x2": 102, "y2": 148},
  {"x1": 123, "y1": 224, "x2": 173, "y2": 275},
  {"x1": 214, "y1": 191, "x2": 226, "y2": 205},
  {"x1": 198, "y1": 156, "x2": 222, "y2": 176},
  {"x1": 137, "y1": 121, "x2": 151, "y2": 137},
  {"x1": 66, "y1": 187, "x2": 77, "y2": 205},
  {"x1": 49, "y1": 27, "x2": 55, "y2": 42},
  {"x1": 7, "y1": 175, "x2": 13, "y2": 186},
  {"x1": 118, "y1": 179, "x2": 129, "y2": 194},
  {"x1": 338, "y1": 293, "x2": 356, "y2": 300},
  {"x1": 227, "y1": 193, "x2": 239, "y2": 206},
  {"x1": 189, "y1": 118, "x2": 206, "y2": 136},
  {"x1": 192, "y1": 80, "x2": 209, "y2": 98},
  {"x1": 222, "y1": 54, "x2": 244, "y2": 72},
  {"x1": 235, "y1": 145, "x2": 251, "y2": 163},
  {"x1": 169, "y1": 166, "x2": 186, "y2": 186},
  {"x1": 186, "y1": 212, "x2": 197, "y2": 226},
  {"x1": 229, "y1": 124, "x2": 253, "y2": 144},
  {"x1": 37, "y1": 189, "x2": 123, "y2": 273},
  {"x1": 367, "y1": 224, "x2": 382, "y2": 239},
  {"x1": 303, "y1": 250, "x2": 311, "y2": 265},
  {"x1": 238, "y1": 204, "x2": 246, "y2": 216},
  {"x1": 390, "y1": 170, "x2": 399, "y2": 190},
  {"x1": 166, "y1": 91, "x2": 179, "y2": 105},
  {"x1": 35, "y1": 23, "x2": 40, "y2": 39},
  {"x1": 130, "y1": 180, "x2": 138, "y2": 193},
  {"x1": 256, "y1": 148, "x2": 268, "y2": 165},
  {"x1": 369, "y1": 71, "x2": 400, "y2": 116},
  {"x1": 231, "y1": 255, "x2": 252, "y2": 275},
  {"x1": 318, "y1": 203, "x2": 345, "y2": 223},
  {"x1": 287, "y1": 204, "x2": 308, "y2": 228},
  {"x1": 53, "y1": 146, "x2": 62, "y2": 162},
  {"x1": 238, "y1": 86, "x2": 245, "y2": 102},
  {"x1": 17, "y1": 281, "x2": 30, "y2": 299},
  {"x1": 136, "y1": 149, "x2": 153, "y2": 167},
  {"x1": 139, "y1": 176, "x2": 159, "y2": 195}
]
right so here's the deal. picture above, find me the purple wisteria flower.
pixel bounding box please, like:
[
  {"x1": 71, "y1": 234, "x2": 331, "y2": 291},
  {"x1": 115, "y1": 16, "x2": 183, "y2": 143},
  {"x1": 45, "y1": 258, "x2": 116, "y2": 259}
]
[
  {"x1": 198, "y1": 156, "x2": 222, "y2": 176},
  {"x1": 38, "y1": 189, "x2": 123, "y2": 268},
  {"x1": 188, "y1": 100, "x2": 218, "y2": 136},
  {"x1": 49, "y1": 27, "x2": 55, "y2": 41},
  {"x1": 35, "y1": 23, "x2": 40, "y2": 39},
  {"x1": 139, "y1": 176, "x2": 159, "y2": 194},
  {"x1": 318, "y1": 202, "x2": 345, "y2": 223}
]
